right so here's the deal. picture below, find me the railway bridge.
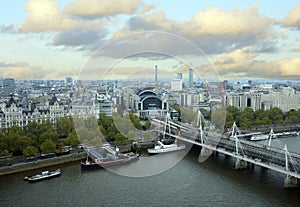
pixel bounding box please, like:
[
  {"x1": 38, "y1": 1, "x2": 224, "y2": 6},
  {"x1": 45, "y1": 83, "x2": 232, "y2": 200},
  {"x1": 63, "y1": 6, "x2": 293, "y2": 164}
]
[{"x1": 151, "y1": 111, "x2": 300, "y2": 188}]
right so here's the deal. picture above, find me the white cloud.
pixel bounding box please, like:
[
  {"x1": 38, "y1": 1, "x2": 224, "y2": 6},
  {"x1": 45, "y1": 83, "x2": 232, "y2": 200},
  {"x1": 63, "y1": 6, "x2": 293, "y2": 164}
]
[
  {"x1": 212, "y1": 47, "x2": 258, "y2": 71},
  {"x1": 52, "y1": 29, "x2": 106, "y2": 47},
  {"x1": 210, "y1": 47, "x2": 300, "y2": 79},
  {"x1": 64, "y1": 0, "x2": 141, "y2": 17},
  {"x1": 0, "y1": 61, "x2": 46, "y2": 79},
  {"x1": 278, "y1": 56, "x2": 300, "y2": 76},
  {"x1": 21, "y1": 0, "x2": 105, "y2": 32},
  {"x1": 282, "y1": 5, "x2": 300, "y2": 27},
  {"x1": 186, "y1": 5, "x2": 273, "y2": 37},
  {"x1": 114, "y1": 5, "x2": 274, "y2": 55}
]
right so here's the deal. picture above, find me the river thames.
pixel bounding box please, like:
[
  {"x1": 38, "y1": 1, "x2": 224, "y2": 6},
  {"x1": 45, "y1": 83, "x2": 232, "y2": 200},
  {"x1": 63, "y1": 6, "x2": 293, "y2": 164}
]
[{"x1": 1, "y1": 137, "x2": 300, "y2": 207}]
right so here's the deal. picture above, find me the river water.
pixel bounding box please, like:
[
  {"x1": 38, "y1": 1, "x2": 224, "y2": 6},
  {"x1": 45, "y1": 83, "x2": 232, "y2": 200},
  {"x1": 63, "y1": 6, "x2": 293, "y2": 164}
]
[{"x1": 1, "y1": 137, "x2": 300, "y2": 207}]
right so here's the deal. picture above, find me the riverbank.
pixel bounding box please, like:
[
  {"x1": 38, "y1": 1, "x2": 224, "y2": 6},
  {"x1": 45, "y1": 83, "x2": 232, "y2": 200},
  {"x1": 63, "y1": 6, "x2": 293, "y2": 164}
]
[
  {"x1": 0, "y1": 141, "x2": 155, "y2": 176},
  {"x1": 0, "y1": 152, "x2": 86, "y2": 176}
]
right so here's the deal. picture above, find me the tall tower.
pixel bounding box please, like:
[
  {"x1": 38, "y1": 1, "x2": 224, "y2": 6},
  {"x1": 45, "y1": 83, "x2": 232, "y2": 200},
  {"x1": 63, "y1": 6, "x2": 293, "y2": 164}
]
[
  {"x1": 177, "y1": 73, "x2": 183, "y2": 79},
  {"x1": 155, "y1": 65, "x2": 158, "y2": 82},
  {"x1": 189, "y1": 68, "x2": 193, "y2": 88}
]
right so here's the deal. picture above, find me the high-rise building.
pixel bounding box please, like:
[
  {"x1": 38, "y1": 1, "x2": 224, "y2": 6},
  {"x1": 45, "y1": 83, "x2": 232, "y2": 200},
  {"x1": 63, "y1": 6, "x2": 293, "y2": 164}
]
[
  {"x1": 155, "y1": 65, "x2": 158, "y2": 82},
  {"x1": 189, "y1": 68, "x2": 193, "y2": 88},
  {"x1": 2, "y1": 78, "x2": 15, "y2": 95},
  {"x1": 65, "y1": 77, "x2": 73, "y2": 86},
  {"x1": 177, "y1": 73, "x2": 183, "y2": 79}
]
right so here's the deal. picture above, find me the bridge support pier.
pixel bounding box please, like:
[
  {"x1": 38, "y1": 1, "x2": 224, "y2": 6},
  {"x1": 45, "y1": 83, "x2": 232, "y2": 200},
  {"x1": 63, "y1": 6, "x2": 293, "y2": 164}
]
[
  {"x1": 284, "y1": 177, "x2": 298, "y2": 188},
  {"x1": 235, "y1": 159, "x2": 247, "y2": 170},
  {"x1": 215, "y1": 151, "x2": 219, "y2": 157},
  {"x1": 198, "y1": 147, "x2": 213, "y2": 162}
]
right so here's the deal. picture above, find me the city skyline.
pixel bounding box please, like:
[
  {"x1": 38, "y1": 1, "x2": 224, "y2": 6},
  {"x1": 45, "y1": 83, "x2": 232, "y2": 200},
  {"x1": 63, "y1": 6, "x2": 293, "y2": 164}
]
[{"x1": 0, "y1": 1, "x2": 300, "y2": 81}]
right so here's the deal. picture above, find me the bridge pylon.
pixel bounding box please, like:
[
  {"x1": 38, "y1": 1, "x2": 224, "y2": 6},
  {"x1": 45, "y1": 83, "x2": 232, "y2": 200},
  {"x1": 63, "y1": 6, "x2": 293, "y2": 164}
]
[
  {"x1": 234, "y1": 134, "x2": 247, "y2": 170},
  {"x1": 197, "y1": 110, "x2": 204, "y2": 144},
  {"x1": 283, "y1": 144, "x2": 298, "y2": 188}
]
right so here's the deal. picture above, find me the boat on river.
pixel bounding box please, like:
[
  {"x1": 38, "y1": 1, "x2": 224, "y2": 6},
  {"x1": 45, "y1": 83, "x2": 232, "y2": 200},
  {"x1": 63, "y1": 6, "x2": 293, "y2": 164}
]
[
  {"x1": 24, "y1": 169, "x2": 61, "y2": 182},
  {"x1": 147, "y1": 141, "x2": 185, "y2": 154},
  {"x1": 273, "y1": 131, "x2": 300, "y2": 138},
  {"x1": 250, "y1": 134, "x2": 270, "y2": 141},
  {"x1": 250, "y1": 131, "x2": 299, "y2": 141},
  {"x1": 81, "y1": 148, "x2": 139, "y2": 170}
]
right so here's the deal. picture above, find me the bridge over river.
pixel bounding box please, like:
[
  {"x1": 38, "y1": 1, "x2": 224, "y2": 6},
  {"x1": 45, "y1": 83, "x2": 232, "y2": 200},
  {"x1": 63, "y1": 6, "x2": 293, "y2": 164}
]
[{"x1": 151, "y1": 112, "x2": 300, "y2": 188}]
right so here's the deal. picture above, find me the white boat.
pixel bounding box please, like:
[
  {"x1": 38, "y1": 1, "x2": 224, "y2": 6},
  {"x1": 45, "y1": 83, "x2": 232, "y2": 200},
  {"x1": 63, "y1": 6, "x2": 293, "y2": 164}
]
[
  {"x1": 147, "y1": 141, "x2": 185, "y2": 154},
  {"x1": 250, "y1": 134, "x2": 269, "y2": 141},
  {"x1": 274, "y1": 131, "x2": 300, "y2": 138},
  {"x1": 24, "y1": 169, "x2": 61, "y2": 182}
]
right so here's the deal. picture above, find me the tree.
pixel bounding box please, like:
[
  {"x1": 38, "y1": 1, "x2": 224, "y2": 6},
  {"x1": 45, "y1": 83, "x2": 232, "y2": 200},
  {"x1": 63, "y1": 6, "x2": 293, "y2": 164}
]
[
  {"x1": 40, "y1": 139, "x2": 56, "y2": 154},
  {"x1": 39, "y1": 129, "x2": 59, "y2": 146},
  {"x1": 57, "y1": 116, "x2": 74, "y2": 137},
  {"x1": 285, "y1": 109, "x2": 300, "y2": 124},
  {"x1": 113, "y1": 113, "x2": 136, "y2": 135},
  {"x1": 40, "y1": 120, "x2": 54, "y2": 133},
  {"x1": 63, "y1": 131, "x2": 80, "y2": 148},
  {"x1": 90, "y1": 137, "x2": 103, "y2": 146},
  {"x1": 126, "y1": 130, "x2": 138, "y2": 141},
  {"x1": 0, "y1": 149, "x2": 12, "y2": 157},
  {"x1": 225, "y1": 111, "x2": 235, "y2": 128},
  {"x1": 8, "y1": 126, "x2": 24, "y2": 136},
  {"x1": 5, "y1": 132, "x2": 22, "y2": 155},
  {"x1": 23, "y1": 146, "x2": 39, "y2": 158},
  {"x1": 129, "y1": 113, "x2": 142, "y2": 130},
  {"x1": 254, "y1": 109, "x2": 271, "y2": 125},
  {"x1": 227, "y1": 106, "x2": 240, "y2": 121},
  {"x1": 114, "y1": 133, "x2": 128, "y2": 146},
  {"x1": 211, "y1": 108, "x2": 226, "y2": 130},
  {"x1": 98, "y1": 112, "x2": 113, "y2": 131},
  {"x1": 269, "y1": 107, "x2": 284, "y2": 124},
  {"x1": 143, "y1": 120, "x2": 151, "y2": 130},
  {"x1": 172, "y1": 105, "x2": 181, "y2": 120},
  {"x1": 85, "y1": 116, "x2": 98, "y2": 129},
  {"x1": 238, "y1": 107, "x2": 254, "y2": 129},
  {"x1": 24, "y1": 122, "x2": 40, "y2": 146}
]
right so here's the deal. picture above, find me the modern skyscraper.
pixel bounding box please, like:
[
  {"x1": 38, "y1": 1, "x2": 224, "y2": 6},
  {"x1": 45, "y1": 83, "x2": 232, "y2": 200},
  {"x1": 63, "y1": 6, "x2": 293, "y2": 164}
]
[
  {"x1": 177, "y1": 73, "x2": 183, "y2": 79},
  {"x1": 2, "y1": 78, "x2": 15, "y2": 95},
  {"x1": 65, "y1": 77, "x2": 73, "y2": 86},
  {"x1": 155, "y1": 65, "x2": 158, "y2": 82},
  {"x1": 189, "y1": 68, "x2": 193, "y2": 88}
]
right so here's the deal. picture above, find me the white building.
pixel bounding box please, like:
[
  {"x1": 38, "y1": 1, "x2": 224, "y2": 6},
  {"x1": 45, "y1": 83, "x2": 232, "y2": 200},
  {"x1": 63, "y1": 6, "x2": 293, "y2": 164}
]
[
  {"x1": 171, "y1": 79, "x2": 183, "y2": 91},
  {"x1": 0, "y1": 96, "x2": 65, "y2": 130},
  {"x1": 261, "y1": 87, "x2": 300, "y2": 112},
  {"x1": 227, "y1": 87, "x2": 300, "y2": 112}
]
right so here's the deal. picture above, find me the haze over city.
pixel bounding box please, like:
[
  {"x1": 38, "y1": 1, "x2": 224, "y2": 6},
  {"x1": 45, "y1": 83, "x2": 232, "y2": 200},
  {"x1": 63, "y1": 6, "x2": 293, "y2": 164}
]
[{"x1": 1, "y1": 0, "x2": 300, "y2": 81}]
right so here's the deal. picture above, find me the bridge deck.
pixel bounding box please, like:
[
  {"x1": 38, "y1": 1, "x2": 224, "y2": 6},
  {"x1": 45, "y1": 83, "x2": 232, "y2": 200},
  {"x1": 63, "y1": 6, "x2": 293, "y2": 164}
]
[{"x1": 152, "y1": 118, "x2": 300, "y2": 180}]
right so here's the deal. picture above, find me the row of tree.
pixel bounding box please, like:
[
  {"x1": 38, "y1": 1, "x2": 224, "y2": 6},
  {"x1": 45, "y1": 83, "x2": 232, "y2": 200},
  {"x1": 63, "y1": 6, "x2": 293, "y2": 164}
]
[
  {"x1": 0, "y1": 112, "x2": 152, "y2": 158},
  {"x1": 0, "y1": 117, "x2": 79, "y2": 158},
  {"x1": 171, "y1": 105, "x2": 300, "y2": 130},
  {"x1": 225, "y1": 106, "x2": 300, "y2": 129}
]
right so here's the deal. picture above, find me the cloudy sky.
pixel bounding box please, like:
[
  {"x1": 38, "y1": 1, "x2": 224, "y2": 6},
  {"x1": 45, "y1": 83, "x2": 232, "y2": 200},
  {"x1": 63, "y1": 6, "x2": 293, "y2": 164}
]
[{"x1": 1, "y1": 0, "x2": 300, "y2": 81}]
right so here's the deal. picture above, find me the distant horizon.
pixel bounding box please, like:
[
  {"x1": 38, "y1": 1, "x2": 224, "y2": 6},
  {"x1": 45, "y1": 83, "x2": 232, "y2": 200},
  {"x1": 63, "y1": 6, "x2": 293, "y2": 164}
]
[{"x1": 4, "y1": 77, "x2": 300, "y2": 84}]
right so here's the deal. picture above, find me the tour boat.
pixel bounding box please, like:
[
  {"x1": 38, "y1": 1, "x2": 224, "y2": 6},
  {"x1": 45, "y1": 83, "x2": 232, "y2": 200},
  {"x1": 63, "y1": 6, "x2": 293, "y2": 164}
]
[
  {"x1": 250, "y1": 134, "x2": 269, "y2": 141},
  {"x1": 147, "y1": 141, "x2": 186, "y2": 154},
  {"x1": 274, "y1": 131, "x2": 300, "y2": 138},
  {"x1": 24, "y1": 169, "x2": 61, "y2": 182}
]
